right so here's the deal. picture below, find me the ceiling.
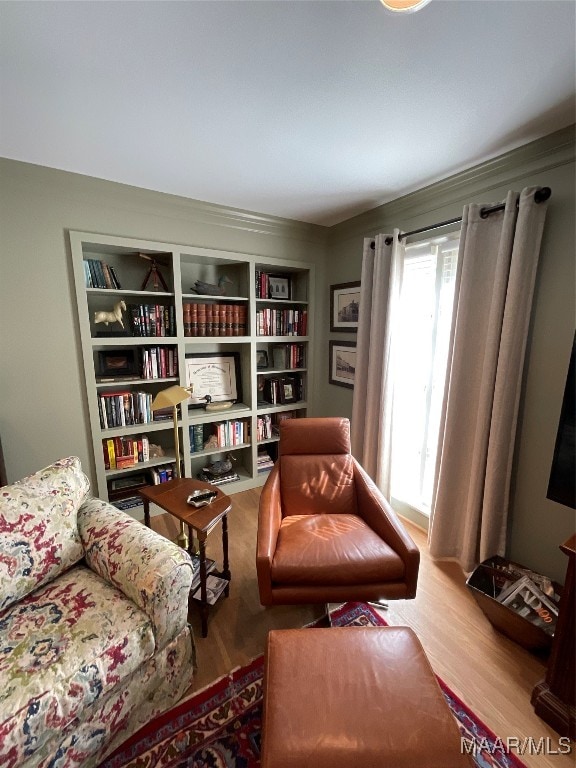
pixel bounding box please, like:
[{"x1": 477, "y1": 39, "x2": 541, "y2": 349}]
[{"x1": 0, "y1": 1, "x2": 574, "y2": 227}]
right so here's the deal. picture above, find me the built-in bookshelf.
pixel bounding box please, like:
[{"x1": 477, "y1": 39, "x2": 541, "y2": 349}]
[{"x1": 70, "y1": 232, "x2": 314, "y2": 516}]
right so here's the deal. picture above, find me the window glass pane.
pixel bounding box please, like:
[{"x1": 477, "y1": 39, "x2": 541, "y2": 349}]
[{"x1": 391, "y1": 235, "x2": 459, "y2": 514}]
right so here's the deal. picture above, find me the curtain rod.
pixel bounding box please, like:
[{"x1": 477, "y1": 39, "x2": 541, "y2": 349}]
[{"x1": 370, "y1": 187, "x2": 551, "y2": 248}]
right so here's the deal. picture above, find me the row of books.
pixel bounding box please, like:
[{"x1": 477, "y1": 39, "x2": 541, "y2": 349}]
[
  {"x1": 141, "y1": 347, "x2": 179, "y2": 379},
  {"x1": 257, "y1": 450, "x2": 275, "y2": 473},
  {"x1": 149, "y1": 464, "x2": 176, "y2": 484},
  {"x1": 96, "y1": 347, "x2": 179, "y2": 383},
  {"x1": 84, "y1": 259, "x2": 122, "y2": 289},
  {"x1": 98, "y1": 390, "x2": 156, "y2": 429},
  {"x1": 189, "y1": 420, "x2": 250, "y2": 453},
  {"x1": 256, "y1": 308, "x2": 307, "y2": 337},
  {"x1": 183, "y1": 303, "x2": 248, "y2": 337},
  {"x1": 268, "y1": 343, "x2": 305, "y2": 370},
  {"x1": 256, "y1": 414, "x2": 274, "y2": 441},
  {"x1": 127, "y1": 304, "x2": 177, "y2": 337},
  {"x1": 255, "y1": 271, "x2": 292, "y2": 300},
  {"x1": 103, "y1": 434, "x2": 150, "y2": 470}
]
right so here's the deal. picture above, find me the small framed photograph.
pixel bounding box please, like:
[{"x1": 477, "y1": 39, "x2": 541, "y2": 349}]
[
  {"x1": 98, "y1": 350, "x2": 137, "y2": 377},
  {"x1": 256, "y1": 350, "x2": 269, "y2": 369},
  {"x1": 268, "y1": 275, "x2": 291, "y2": 300},
  {"x1": 185, "y1": 353, "x2": 241, "y2": 406},
  {"x1": 279, "y1": 377, "x2": 297, "y2": 404},
  {"x1": 330, "y1": 281, "x2": 360, "y2": 332},
  {"x1": 329, "y1": 341, "x2": 356, "y2": 389}
]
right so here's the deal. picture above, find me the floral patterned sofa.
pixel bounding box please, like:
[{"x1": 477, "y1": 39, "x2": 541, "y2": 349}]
[{"x1": 0, "y1": 457, "x2": 195, "y2": 768}]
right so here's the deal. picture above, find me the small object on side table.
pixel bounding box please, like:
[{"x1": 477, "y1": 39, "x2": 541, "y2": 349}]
[{"x1": 138, "y1": 478, "x2": 232, "y2": 638}]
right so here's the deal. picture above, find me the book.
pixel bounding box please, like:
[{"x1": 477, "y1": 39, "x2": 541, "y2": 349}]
[
  {"x1": 197, "y1": 470, "x2": 240, "y2": 486},
  {"x1": 190, "y1": 555, "x2": 217, "y2": 590},
  {"x1": 112, "y1": 495, "x2": 143, "y2": 511},
  {"x1": 192, "y1": 574, "x2": 229, "y2": 605},
  {"x1": 497, "y1": 575, "x2": 559, "y2": 635}
]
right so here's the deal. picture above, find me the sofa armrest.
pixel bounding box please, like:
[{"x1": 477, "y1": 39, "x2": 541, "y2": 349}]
[
  {"x1": 353, "y1": 462, "x2": 420, "y2": 597},
  {"x1": 78, "y1": 497, "x2": 194, "y2": 649},
  {"x1": 256, "y1": 465, "x2": 283, "y2": 606}
]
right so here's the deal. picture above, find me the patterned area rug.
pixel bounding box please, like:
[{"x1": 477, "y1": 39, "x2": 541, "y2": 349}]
[{"x1": 101, "y1": 602, "x2": 527, "y2": 768}]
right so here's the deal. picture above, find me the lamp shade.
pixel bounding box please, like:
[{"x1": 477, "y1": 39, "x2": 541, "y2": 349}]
[
  {"x1": 380, "y1": 0, "x2": 431, "y2": 12},
  {"x1": 151, "y1": 385, "x2": 191, "y2": 411}
]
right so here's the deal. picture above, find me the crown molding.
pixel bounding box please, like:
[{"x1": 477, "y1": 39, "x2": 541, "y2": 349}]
[
  {"x1": 0, "y1": 157, "x2": 328, "y2": 246},
  {"x1": 328, "y1": 124, "x2": 575, "y2": 244}
]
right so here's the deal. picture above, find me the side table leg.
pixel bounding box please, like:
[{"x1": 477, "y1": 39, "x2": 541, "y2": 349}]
[
  {"x1": 222, "y1": 513, "x2": 231, "y2": 597},
  {"x1": 143, "y1": 499, "x2": 151, "y2": 529},
  {"x1": 199, "y1": 534, "x2": 209, "y2": 638}
]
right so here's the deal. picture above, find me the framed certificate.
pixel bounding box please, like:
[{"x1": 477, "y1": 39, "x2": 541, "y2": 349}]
[{"x1": 185, "y1": 353, "x2": 241, "y2": 406}]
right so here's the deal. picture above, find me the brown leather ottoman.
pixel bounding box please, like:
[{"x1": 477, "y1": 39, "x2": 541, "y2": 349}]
[{"x1": 261, "y1": 626, "x2": 471, "y2": 768}]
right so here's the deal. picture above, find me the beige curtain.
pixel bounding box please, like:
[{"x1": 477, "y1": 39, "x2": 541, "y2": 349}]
[
  {"x1": 351, "y1": 231, "x2": 403, "y2": 499},
  {"x1": 429, "y1": 187, "x2": 549, "y2": 572}
]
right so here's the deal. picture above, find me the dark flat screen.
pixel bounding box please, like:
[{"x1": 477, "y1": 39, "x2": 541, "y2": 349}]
[{"x1": 547, "y1": 333, "x2": 576, "y2": 509}]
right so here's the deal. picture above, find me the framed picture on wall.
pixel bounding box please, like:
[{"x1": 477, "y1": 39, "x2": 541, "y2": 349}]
[
  {"x1": 329, "y1": 340, "x2": 357, "y2": 389},
  {"x1": 330, "y1": 281, "x2": 360, "y2": 332}
]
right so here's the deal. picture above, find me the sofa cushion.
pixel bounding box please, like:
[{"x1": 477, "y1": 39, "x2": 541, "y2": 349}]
[
  {"x1": 0, "y1": 564, "x2": 155, "y2": 764},
  {"x1": 0, "y1": 456, "x2": 89, "y2": 612}
]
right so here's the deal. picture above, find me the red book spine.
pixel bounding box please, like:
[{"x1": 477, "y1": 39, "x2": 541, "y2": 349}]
[{"x1": 197, "y1": 304, "x2": 206, "y2": 337}]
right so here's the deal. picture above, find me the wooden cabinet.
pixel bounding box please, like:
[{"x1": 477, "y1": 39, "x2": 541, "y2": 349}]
[{"x1": 531, "y1": 534, "x2": 575, "y2": 740}]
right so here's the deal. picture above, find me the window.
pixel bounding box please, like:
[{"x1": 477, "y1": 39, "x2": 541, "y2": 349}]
[{"x1": 390, "y1": 234, "x2": 459, "y2": 515}]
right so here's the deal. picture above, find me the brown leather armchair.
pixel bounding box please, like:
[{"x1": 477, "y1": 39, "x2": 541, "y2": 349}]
[{"x1": 256, "y1": 417, "x2": 419, "y2": 606}]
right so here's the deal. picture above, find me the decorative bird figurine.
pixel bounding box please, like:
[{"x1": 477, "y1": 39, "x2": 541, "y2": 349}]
[
  {"x1": 191, "y1": 275, "x2": 233, "y2": 296},
  {"x1": 203, "y1": 453, "x2": 237, "y2": 479}
]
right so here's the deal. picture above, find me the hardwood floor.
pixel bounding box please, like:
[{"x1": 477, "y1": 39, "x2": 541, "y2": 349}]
[{"x1": 150, "y1": 488, "x2": 573, "y2": 768}]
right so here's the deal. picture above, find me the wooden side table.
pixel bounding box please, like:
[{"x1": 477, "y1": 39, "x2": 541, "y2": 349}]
[{"x1": 139, "y1": 478, "x2": 232, "y2": 638}]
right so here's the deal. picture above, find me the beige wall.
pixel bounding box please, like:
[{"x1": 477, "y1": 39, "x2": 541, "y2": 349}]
[
  {"x1": 0, "y1": 160, "x2": 326, "y2": 486},
  {"x1": 1, "y1": 125, "x2": 574, "y2": 583},
  {"x1": 322, "y1": 126, "x2": 575, "y2": 583}
]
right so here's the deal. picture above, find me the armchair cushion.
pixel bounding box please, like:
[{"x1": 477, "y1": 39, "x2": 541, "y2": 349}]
[
  {"x1": 271, "y1": 513, "x2": 405, "y2": 586},
  {"x1": 280, "y1": 455, "x2": 356, "y2": 516},
  {"x1": 0, "y1": 457, "x2": 89, "y2": 613}
]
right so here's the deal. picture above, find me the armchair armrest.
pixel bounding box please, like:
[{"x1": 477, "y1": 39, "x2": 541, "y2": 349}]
[
  {"x1": 256, "y1": 465, "x2": 283, "y2": 606},
  {"x1": 353, "y1": 462, "x2": 420, "y2": 597},
  {"x1": 78, "y1": 497, "x2": 194, "y2": 649}
]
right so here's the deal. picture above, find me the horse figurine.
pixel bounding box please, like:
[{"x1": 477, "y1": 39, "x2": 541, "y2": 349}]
[{"x1": 94, "y1": 300, "x2": 126, "y2": 328}]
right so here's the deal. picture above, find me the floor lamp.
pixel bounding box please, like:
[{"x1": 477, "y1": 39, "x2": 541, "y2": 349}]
[{"x1": 151, "y1": 384, "x2": 191, "y2": 550}]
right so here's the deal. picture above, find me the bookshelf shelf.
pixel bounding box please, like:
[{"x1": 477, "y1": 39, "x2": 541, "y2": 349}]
[
  {"x1": 256, "y1": 402, "x2": 308, "y2": 415},
  {"x1": 91, "y1": 337, "x2": 179, "y2": 346},
  {"x1": 71, "y1": 231, "x2": 314, "y2": 516},
  {"x1": 96, "y1": 377, "x2": 178, "y2": 388},
  {"x1": 183, "y1": 337, "x2": 251, "y2": 346},
  {"x1": 190, "y1": 442, "x2": 251, "y2": 459},
  {"x1": 100, "y1": 421, "x2": 177, "y2": 438},
  {"x1": 105, "y1": 452, "x2": 177, "y2": 478},
  {"x1": 87, "y1": 288, "x2": 175, "y2": 298},
  {"x1": 256, "y1": 299, "x2": 309, "y2": 306}
]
